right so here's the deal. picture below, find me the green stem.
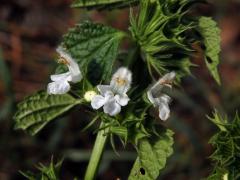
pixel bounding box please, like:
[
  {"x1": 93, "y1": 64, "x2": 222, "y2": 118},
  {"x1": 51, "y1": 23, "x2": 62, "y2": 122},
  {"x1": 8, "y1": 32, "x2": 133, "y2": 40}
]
[{"x1": 84, "y1": 122, "x2": 108, "y2": 180}]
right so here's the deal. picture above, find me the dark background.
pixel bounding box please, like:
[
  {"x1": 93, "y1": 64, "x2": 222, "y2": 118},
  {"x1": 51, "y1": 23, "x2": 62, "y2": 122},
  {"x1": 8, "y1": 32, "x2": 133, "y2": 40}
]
[{"x1": 0, "y1": 0, "x2": 240, "y2": 179}]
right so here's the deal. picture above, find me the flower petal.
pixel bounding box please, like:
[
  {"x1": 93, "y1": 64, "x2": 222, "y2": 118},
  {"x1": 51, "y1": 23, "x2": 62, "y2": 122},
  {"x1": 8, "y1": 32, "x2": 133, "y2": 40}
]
[
  {"x1": 160, "y1": 94, "x2": 171, "y2": 103},
  {"x1": 56, "y1": 46, "x2": 82, "y2": 83},
  {"x1": 56, "y1": 46, "x2": 77, "y2": 70},
  {"x1": 97, "y1": 85, "x2": 112, "y2": 96},
  {"x1": 103, "y1": 99, "x2": 121, "y2": 116},
  {"x1": 149, "y1": 75, "x2": 174, "y2": 98},
  {"x1": 56, "y1": 46, "x2": 70, "y2": 60},
  {"x1": 147, "y1": 90, "x2": 157, "y2": 106},
  {"x1": 68, "y1": 64, "x2": 82, "y2": 83},
  {"x1": 70, "y1": 71, "x2": 82, "y2": 83},
  {"x1": 104, "y1": 91, "x2": 115, "y2": 100},
  {"x1": 156, "y1": 94, "x2": 171, "y2": 105},
  {"x1": 110, "y1": 67, "x2": 132, "y2": 95},
  {"x1": 50, "y1": 72, "x2": 71, "y2": 82},
  {"x1": 91, "y1": 95, "x2": 106, "y2": 110},
  {"x1": 158, "y1": 103, "x2": 170, "y2": 121},
  {"x1": 158, "y1": 71, "x2": 176, "y2": 87},
  {"x1": 115, "y1": 94, "x2": 130, "y2": 106},
  {"x1": 47, "y1": 81, "x2": 70, "y2": 95}
]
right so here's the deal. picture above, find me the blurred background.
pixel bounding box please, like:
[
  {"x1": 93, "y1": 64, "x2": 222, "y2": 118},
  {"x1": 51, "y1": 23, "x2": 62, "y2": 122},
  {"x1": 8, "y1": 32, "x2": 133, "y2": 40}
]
[{"x1": 0, "y1": 0, "x2": 240, "y2": 179}]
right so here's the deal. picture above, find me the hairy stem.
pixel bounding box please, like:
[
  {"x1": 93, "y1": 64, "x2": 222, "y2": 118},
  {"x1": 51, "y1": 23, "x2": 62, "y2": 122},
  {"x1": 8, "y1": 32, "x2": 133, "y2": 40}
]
[{"x1": 84, "y1": 122, "x2": 108, "y2": 180}]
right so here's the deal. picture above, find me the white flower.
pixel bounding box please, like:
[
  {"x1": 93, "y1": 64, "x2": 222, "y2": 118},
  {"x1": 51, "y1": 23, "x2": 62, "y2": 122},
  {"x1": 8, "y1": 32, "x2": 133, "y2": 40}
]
[
  {"x1": 91, "y1": 67, "x2": 132, "y2": 116},
  {"x1": 147, "y1": 72, "x2": 176, "y2": 121},
  {"x1": 47, "y1": 46, "x2": 82, "y2": 95}
]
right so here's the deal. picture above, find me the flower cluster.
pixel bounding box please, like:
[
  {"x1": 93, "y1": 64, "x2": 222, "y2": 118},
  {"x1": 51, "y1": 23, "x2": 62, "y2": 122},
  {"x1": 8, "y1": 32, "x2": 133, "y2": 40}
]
[
  {"x1": 91, "y1": 67, "x2": 132, "y2": 116},
  {"x1": 47, "y1": 47, "x2": 176, "y2": 120}
]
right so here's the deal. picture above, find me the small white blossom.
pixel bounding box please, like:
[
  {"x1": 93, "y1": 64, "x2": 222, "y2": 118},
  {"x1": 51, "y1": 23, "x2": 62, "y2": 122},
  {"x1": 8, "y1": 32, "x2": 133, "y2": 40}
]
[
  {"x1": 147, "y1": 72, "x2": 176, "y2": 121},
  {"x1": 84, "y1": 91, "x2": 97, "y2": 102},
  {"x1": 91, "y1": 67, "x2": 132, "y2": 116},
  {"x1": 47, "y1": 46, "x2": 82, "y2": 95}
]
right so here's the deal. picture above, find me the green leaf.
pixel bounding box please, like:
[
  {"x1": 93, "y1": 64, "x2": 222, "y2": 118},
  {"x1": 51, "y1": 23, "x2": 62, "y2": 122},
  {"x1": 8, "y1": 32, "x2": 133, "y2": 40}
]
[
  {"x1": 14, "y1": 91, "x2": 82, "y2": 135},
  {"x1": 71, "y1": 0, "x2": 139, "y2": 9},
  {"x1": 207, "y1": 167, "x2": 227, "y2": 180},
  {"x1": 208, "y1": 110, "x2": 227, "y2": 131},
  {"x1": 207, "y1": 112, "x2": 240, "y2": 179},
  {"x1": 20, "y1": 157, "x2": 63, "y2": 180},
  {"x1": 128, "y1": 129, "x2": 174, "y2": 180},
  {"x1": 130, "y1": 0, "x2": 199, "y2": 80},
  {"x1": 110, "y1": 126, "x2": 128, "y2": 142},
  {"x1": 62, "y1": 21, "x2": 125, "y2": 83},
  {"x1": 198, "y1": 17, "x2": 221, "y2": 84}
]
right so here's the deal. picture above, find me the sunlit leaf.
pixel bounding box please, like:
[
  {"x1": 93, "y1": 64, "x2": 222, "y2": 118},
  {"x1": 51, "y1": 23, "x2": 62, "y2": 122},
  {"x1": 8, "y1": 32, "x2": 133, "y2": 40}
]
[
  {"x1": 20, "y1": 158, "x2": 63, "y2": 180},
  {"x1": 130, "y1": 0, "x2": 199, "y2": 80},
  {"x1": 110, "y1": 126, "x2": 128, "y2": 143},
  {"x1": 62, "y1": 21, "x2": 125, "y2": 83},
  {"x1": 198, "y1": 17, "x2": 221, "y2": 84},
  {"x1": 72, "y1": 0, "x2": 139, "y2": 9},
  {"x1": 128, "y1": 129, "x2": 174, "y2": 180},
  {"x1": 14, "y1": 91, "x2": 82, "y2": 135},
  {"x1": 207, "y1": 112, "x2": 240, "y2": 179}
]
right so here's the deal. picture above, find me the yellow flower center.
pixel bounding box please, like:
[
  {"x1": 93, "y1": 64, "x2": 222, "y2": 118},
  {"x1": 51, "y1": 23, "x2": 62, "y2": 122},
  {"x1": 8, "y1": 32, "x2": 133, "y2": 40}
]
[
  {"x1": 159, "y1": 79, "x2": 173, "y2": 87},
  {"x1": 58, "y1": 57, "x2": 70, "y2": 65},
  {"x1": 115, "y1": 77, "x2": 127, "y2": 86}
]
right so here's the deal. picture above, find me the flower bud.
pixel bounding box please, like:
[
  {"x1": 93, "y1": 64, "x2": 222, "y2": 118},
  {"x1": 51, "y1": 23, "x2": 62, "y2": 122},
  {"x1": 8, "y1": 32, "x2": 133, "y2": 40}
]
[{"x1": 84, "y1": 91, "x2": 97, "y2": 102}]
